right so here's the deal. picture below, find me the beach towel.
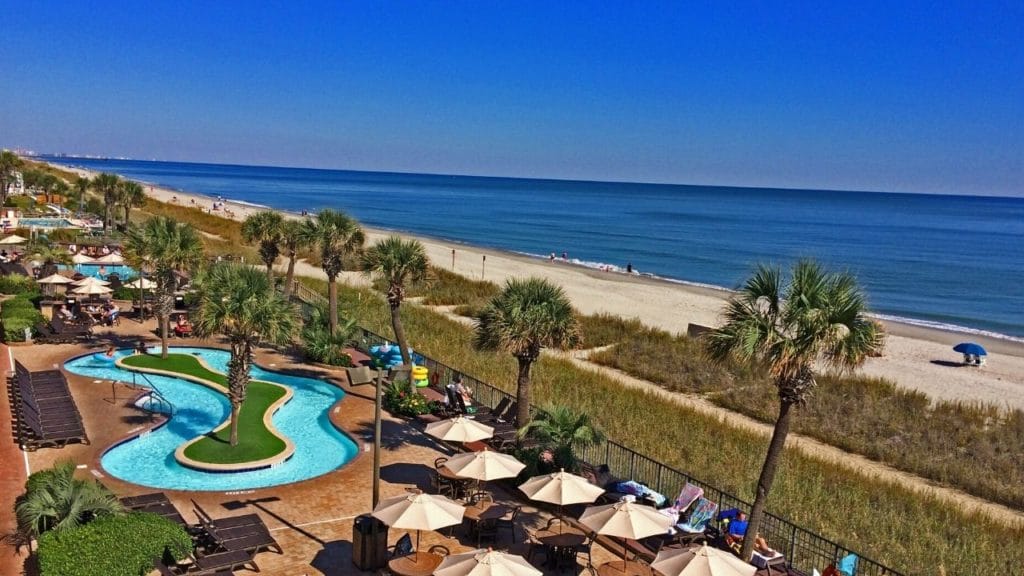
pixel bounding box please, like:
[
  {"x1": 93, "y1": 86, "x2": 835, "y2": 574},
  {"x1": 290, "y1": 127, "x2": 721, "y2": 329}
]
[
  {"x1": 613, "y1": 481, "x2": 668, "y2": 507},
  {"x1": 677, "y1": 497, "x2": 717, "y2": 533},
  {"x1": 661, "y1": 483, "x2": 704, "y2": 518},
  {"x1": 837, "y1": 554, "x2": 858, "y2": 576}
]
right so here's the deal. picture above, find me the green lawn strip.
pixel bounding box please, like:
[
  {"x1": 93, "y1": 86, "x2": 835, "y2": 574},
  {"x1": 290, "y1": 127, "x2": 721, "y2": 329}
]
[
  {"x1": 121, "y1": 353, "x2": 287, "y2": 464},
  {"x1": 299, "y1": 276, "x2": 1024, "y2": 575}
]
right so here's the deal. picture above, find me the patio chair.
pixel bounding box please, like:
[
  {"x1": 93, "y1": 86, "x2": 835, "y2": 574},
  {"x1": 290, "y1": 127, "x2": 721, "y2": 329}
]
[
  {"x1": 497, "y1": 505, "x2": 521, "y2": 543},
  {"x1": 676, "y1": 497, "x2": 718, "y2": 539},
  {"x1": 476, "y1": 517, "x2": 499, "y2": 547},
  {"x1": 388, "y1": 533, "x2": 414, "y2": 558},
  {"x1": 428, "y1": 544, "x2": 450, "y2": 557}
]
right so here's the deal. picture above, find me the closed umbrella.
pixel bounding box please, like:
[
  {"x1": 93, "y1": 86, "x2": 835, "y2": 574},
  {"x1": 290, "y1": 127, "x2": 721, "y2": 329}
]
[
  {"x1": 519, "y1": 469, "x2": 605, "y2": 532},
  {"x1": 370, "y1": 491, "x2": 464, "y2": 551},
  {"x1": 434, "y1": 548, "x2": 542, "y2": 576},
  {"x1": 425, "y1": 415, "x2": 495, "y2": 443},
  {"x1": 651, "y1": 543, "x2": 756, "y2": 576},
  {"x1": 72, "y1": 253, "x2": 96, "y2": 264},
  {"x1": 579, "y1": 497, "x2": 674, "y2": 564}
]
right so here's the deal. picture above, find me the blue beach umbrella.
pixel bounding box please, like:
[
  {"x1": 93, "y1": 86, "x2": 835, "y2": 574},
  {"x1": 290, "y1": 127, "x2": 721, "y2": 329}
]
[{"x1": 953, "y1": 342, "x2": 987, "y2": 356}]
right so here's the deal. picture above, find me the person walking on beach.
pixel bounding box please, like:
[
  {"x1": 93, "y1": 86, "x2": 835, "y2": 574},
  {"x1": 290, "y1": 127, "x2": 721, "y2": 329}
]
[{"x1": 626, "y1": 262, "x2": 633, "y2": 273}]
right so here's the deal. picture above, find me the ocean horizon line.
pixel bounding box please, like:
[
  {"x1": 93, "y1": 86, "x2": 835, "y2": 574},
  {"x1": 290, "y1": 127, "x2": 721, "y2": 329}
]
[{"x1": 36, "y1": 154, "x2": 1023, "y2": 202}]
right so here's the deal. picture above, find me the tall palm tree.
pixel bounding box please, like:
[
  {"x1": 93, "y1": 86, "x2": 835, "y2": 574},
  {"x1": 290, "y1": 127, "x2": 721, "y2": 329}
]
[
  {"x1": 124, "y1": 217, "x2": 204, "y2": 358},
  {"x1": 362, "y1": 236, "x2": 429, "y2": 374},
  {"x1": 15, "y1": 461, "x2": 123, "y2": 539},
  {"x1": 301, "y1": 209, "x2": 364, "y2": 334},
  {"x1": 279, "y1": 219, "x2": 309, "y2": 298},
  {"x1": 519, "y1": 404, "x2": 605, "y2": 470},
  {"x1": 116, "y1": 180, "x2": 146, "y2": 226},
  {"x1": 74, "y1": 176, "x2": 91, "y2": 213},
  {"x1": 241, "y1": 211, "x2": 285, "y2": 285},
  {"x1": 706, "y1": 260, "x2": 884, "y2": 560},
  {"x1": 0, "y1": 150, "x2": 24, "y2": 207},
  {"x1": 475, "y1": 278, "x2": 580, "y2": 428},
  {"x1": 192, "y1": 264, "x2": 297, "y2": 446},
  {"x1": 90, "y1": 172, "x2": 121, "y2": 232}
]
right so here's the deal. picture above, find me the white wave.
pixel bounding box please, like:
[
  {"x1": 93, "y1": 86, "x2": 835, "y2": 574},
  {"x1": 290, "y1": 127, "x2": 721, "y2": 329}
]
[
  {"x1": 870, "y1": 313, "x2": 1024, "y2": 344},
  {"x1": 225, "y1": 199, "x2": 270, "y2": 209}
]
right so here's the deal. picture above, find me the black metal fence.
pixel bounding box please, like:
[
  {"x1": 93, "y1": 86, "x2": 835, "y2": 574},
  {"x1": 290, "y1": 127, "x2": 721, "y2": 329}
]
[{"x1": 291, "y1": 283, "x2": 902, "y2": 575}]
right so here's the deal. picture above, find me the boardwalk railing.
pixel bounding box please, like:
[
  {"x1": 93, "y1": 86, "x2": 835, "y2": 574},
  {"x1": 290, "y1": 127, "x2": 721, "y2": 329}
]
[{"x1": 290, "y1": 283, "x2": 902, "y2": 576}]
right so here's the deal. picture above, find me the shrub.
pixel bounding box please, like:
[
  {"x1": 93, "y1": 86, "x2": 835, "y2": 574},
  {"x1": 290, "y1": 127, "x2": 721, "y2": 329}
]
[
  {"x1": 382, "y1": 380, "x2": 437, "y2": 416},
  {"x1": 301, "y1": 303, "x2": 357, "y2": 366},
  {"x1": 37, "y1": 512, "x2": 192, "y2": 576},
  {"x1": 576, "y1": 312, "x2": 646, "y2": 348},
  {"x1": 2, "y1": 295, "x2": 44, "y2": 342},
  {"x1": 0, "y1": 275, "x2": 39, "y2": 296}
]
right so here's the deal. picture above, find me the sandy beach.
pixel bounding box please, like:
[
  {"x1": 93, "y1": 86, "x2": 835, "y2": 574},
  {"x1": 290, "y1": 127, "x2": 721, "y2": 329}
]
[{"x1": 55, "y1": 163, "x2": 1024, "y2": 411}]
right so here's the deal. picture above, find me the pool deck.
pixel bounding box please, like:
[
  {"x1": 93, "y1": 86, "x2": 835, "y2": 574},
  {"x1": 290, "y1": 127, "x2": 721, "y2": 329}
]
[
  {"x1": 3, "y1": 317, "x2": 622, "y2": 575},
  {"x1": 0, "y1": 344, "x2": 28, "y2": 576}
]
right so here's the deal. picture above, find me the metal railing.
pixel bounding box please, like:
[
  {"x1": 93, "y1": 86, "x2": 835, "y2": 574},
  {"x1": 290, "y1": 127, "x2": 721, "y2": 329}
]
[
  {"x1": 121, "y1": 370, "x2": 175, "y2": 416},
  {"x1": 291, "y1": 284, "x2": 903, "y2": 576}
]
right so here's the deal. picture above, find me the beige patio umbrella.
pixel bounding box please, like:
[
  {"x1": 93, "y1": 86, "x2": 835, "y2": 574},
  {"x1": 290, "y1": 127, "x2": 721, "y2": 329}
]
[
  {"x1": 94, "y1": 252, "x2": 124, "y2": 264},
  {"x1": 443, "y1": 449, "x2": 525, "y2": 482},
  {"x1": 124, "y1": 277, "x2": 156, "y2": 290},
  {"x1": 72, "y1": 283, "x2": 113, "y2": 296},
  {"x1": 37, "y1": 273, "x2": 73, "y2": 296},
  {"x1": 73, "y1": 276, "x2": 110, "y2": 287},
  {"x1": 72, "y1": 253, "x2": 96, "y2": 264},
  {"x1": 370, "y1": 491, "x2": 464, "y2": 551},
  {"x1": 425, "y1": 415, "x2": 495, "y2": 443},
  {"x1": 519, "y1": 468, "x2": 605, "y2": 532},
  {"x1": 579, "y1": 497, "x2": 675, "y2": 564},
  {"x1": 434, "y1": 548, "x2": 542, "y2": 576},
  {"x1": 651, "y1": 543, "x2": 756, "y2": 576},
  {"x1": 0, "y1": 234, "x2": 27, "y2": 245}
]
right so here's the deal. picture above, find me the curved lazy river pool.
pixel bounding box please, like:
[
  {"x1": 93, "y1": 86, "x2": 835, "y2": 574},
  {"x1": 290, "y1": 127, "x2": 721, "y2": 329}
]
[{"x1": 64, "y1": 347, "x2": 359, "y2": 491}]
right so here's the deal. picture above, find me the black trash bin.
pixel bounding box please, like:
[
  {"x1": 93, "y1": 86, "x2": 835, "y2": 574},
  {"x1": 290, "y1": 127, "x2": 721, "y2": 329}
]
[{"x1": 352, "y1": 514, "x2": 388, "y2": 570}]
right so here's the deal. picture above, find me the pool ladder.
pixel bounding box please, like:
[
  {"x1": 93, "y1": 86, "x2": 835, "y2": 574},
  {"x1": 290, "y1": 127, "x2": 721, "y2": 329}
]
[{"x1": 127, "y1": 370, "x2": 176, "y2": 416}]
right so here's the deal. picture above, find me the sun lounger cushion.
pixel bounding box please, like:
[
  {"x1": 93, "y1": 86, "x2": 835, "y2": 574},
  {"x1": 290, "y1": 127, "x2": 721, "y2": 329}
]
[{"x1": 613, "y1": 480, "x2": 667, "y2": 507}]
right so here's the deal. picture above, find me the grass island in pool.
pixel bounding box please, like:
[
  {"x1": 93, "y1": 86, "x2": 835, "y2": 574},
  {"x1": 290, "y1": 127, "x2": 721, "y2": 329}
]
[{"x1": 118, "y1": 353, "x2": 292, "y2": 468}]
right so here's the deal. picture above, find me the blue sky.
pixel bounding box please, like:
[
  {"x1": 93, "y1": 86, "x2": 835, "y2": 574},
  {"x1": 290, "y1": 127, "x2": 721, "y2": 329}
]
[{"x1": 1, "y1": 2, "x2": 1021, "y2": 196}]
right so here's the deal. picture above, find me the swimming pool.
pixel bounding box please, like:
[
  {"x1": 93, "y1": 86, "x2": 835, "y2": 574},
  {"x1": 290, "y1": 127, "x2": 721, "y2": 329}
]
[
  {"x1": 18, "y1": 218, "x2": 75, "y2": 229},
  {"x1": 64, "y1": 347, "x2": 359, "y2": 491},
  {"x1": 61, "y1": 263, "x2": 137, "y2": 279}
]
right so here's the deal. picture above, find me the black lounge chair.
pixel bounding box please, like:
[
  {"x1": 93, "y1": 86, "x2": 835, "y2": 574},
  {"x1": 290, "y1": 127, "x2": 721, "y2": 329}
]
[
  {"x1": 192, "y1": 549, "x2": 257, "y2": 574},
  {"x1": 192, "y1": 501, "x2": 281, "y2": 555},
  {"x1": 12, "y1": 362, "x2": 88, "y2": 450},
  {"x1": 121, "y1": 493, "x2": 190, "y2": 528}
]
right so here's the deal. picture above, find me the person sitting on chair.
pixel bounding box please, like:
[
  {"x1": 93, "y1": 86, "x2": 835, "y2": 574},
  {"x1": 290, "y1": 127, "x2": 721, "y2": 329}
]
[
  {"x1": 57, "y1": 305, "x2": 76, "y2": 321},
  {"x1": 726, "y1": 512, "x2": 776, "y2": 556}
]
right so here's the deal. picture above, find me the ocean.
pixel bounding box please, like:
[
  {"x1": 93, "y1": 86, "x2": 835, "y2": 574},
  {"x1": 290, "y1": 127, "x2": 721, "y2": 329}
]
[{"x1": 43, "y1": 156, "x2": 1024, "y2": 341}]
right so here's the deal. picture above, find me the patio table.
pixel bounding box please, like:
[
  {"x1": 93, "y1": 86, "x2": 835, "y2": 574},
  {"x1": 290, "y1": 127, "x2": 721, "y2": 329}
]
[
  {"x1": 596, "y1": 560, "x2": 653, "y2": 576},
  {"x1": 387, "y1": 551, "x2": 444, "y2": 576}
]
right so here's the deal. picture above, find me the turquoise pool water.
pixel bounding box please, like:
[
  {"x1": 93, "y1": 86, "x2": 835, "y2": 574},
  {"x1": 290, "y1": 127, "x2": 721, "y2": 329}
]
[
  {"x1": 19, "y1": 217, "x2": 74, "y2": 228},
  {"x1": 63, "y1": 263, "x2": 137, "y2": 279},
  {"x1": 63, "y1": 347, "x2": 359, "y2": 491}
]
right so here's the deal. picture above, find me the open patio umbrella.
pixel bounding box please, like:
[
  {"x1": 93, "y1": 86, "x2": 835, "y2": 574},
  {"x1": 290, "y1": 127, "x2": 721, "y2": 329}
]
[
  {"x1": 953, "y1": 342, "x2": 987, "y2": 356},
  {"x1": 124, "y1": 277, "x2": 156, "y2": 290},
  {"x1": 94, "y1": 252, "x2": 124, "y2": 264},
  {"x1": 0, "y1": 234, "x2": 27, "y2": 245},
  {"x1": 579, "y1": 497, "x2": 674, "y2": 564},
  {"x1": 72, "y1": 283, "x2": 113, "y2": 296},
  {"x1": 519, "y1": 468, "x2": 605, "y2": 532},
  {"x1": 71, "y1": 253, "x2": 96, "y2": 264},
  {"x1": 370, "y1": 491, "x2": 464, "y2": 551},
  {"x1": 73, "y1": 276, "x2": 110, "y2": 287},
  {"x1": 425, "y1": 415, "x2": 495, "y2": 443},
  {"x1": 443, "y1": 449, "x2": 525, "y2": 482},
  {"x1": 37, "y1": 273, "x2": 73, "y2": 285},
  {"x1": 434, "y1": 548, "x2": 542, "y2": 576},
  {"x1": 651, "y1": 543, "x2": 756, "y2": 576}
]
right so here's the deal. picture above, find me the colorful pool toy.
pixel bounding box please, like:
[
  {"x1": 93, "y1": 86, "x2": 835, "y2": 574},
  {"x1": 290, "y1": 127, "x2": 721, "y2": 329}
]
[{"x1": 411, "y1": 365, "x2": 429, "y2": 388}]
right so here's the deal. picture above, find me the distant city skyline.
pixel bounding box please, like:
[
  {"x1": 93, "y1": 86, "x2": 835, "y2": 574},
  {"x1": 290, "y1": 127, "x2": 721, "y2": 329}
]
[{"x1": 2, "y1": 2, "x2": 1022, "y2": 197}]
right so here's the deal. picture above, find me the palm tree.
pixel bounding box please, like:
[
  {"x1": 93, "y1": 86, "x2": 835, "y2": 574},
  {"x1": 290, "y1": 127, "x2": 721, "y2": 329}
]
[
  {"x1": 0, "y1": 150, "x2": 24, "y2": 208},
  {"x1": 475, "y1": 278, "x2": 580, "y2": 428},
  {"x1": 301, "y1": 209, "x2": 364, "y2": 334},
  {"x1": 90, "y1": 172, "x2": 121, "y2": 232},
  {"x1": 116, "y1": 180, "x2": 146, "y2": 227},
  {"x1": 519, "y1": 404, "x2": 605, "y2": 470},
  {"x1": 362, "y1": 236, "x2": 429, "y2": 374},
  {"x1": 74, "y1": 176, "x2": 91, "y2": 213},
  {"x1": 124, "y1": 217, "x2": 204, "y2": 358},
  {"x1": 192, "y1": 264, "x2": 297, "y2": 446},
  {"x1": 706, "y1": 260, "x2": 884, "y2": 560},
  {"x1": 279, "y1": 219, "x2": 309, "y2": 297},
  {"x1": 241, "y1": 211, "x2": 285, "y2": 285},
  {"x1": 15, "y1": 461, "x2": 122, "y2": 539}
]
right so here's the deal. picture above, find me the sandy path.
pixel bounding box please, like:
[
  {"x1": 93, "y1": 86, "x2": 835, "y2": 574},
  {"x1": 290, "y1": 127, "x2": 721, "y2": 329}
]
[{"x1": 57, "y1": 163, "x2": 1024, "y2": 411}]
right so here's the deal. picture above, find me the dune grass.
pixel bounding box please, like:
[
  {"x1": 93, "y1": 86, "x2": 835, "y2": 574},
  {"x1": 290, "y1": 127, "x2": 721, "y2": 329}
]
[
  {"x1": 302, "y1": 276, "x2": 1024, "y2": 575},
  {"x1": 589, "y1": 328, "x2": 1024, "y2": 510},
  {"x1": 121, "y1": 353, "x2": 287, "y2": 464}
]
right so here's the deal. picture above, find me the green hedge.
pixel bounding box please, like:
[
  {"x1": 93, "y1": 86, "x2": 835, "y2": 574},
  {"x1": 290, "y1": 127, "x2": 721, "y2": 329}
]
[
  {"x1": 2, "y1": 295, "x2": 44, "y2": 342},
  {"x1": 0, "y1": 275, "x2": 39, "y2": 296},
  {"x1": 38, "y1": 512, "x2": 192, "y2": 576}
]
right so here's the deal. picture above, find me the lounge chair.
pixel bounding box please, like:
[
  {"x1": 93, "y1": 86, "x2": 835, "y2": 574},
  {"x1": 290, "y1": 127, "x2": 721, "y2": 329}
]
[
  {"x1": 676, "y1": 497, "x2": 717, "y2": 540},
  {"x1": 345, "y1": 365, "x2": 377, "y2": 386},
  {"x1": 192, "y1": 549, "x2": 257, "y2": 574}
]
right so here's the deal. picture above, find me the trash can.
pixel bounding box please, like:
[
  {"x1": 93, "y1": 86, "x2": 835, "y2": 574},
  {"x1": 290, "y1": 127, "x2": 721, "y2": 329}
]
[{"x1": 352, "y1": 514, "x2": 388, "y2": 570}]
